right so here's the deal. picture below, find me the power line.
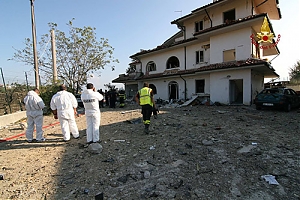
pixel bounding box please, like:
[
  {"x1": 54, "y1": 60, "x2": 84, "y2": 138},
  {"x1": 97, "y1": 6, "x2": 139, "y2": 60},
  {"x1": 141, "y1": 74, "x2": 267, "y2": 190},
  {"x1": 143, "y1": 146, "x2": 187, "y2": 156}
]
[{"x1": 174, "y1": 10, "x2": 182, "y2": 16}]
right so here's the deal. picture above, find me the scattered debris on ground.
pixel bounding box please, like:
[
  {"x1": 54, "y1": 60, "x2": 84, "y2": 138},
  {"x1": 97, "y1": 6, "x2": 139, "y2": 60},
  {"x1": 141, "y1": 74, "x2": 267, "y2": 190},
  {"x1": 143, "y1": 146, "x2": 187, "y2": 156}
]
[{"x1": 0, "y1": 104, "x2": 299, "y2": 199}]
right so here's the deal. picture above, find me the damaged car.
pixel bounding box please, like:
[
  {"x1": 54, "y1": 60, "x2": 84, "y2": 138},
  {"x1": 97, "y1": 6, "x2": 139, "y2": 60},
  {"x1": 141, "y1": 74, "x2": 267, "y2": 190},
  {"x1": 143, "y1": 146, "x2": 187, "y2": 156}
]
[{"x1": 254, "y1": 88, "x2": 300, "y2": 112}]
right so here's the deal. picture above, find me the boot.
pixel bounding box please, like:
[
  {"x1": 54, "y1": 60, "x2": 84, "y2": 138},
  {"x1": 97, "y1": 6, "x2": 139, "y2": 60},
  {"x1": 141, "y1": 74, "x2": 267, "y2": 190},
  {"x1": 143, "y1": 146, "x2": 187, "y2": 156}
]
[{"x1": 144, "y1": 124, "x2": 150, "y2": 134}]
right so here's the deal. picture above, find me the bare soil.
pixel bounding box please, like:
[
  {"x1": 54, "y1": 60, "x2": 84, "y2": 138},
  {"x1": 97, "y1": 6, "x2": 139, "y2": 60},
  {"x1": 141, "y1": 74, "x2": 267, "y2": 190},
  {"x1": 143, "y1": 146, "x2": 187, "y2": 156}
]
[{"x1": 0, "y1": 104, "x2": 299, "y2": 200}]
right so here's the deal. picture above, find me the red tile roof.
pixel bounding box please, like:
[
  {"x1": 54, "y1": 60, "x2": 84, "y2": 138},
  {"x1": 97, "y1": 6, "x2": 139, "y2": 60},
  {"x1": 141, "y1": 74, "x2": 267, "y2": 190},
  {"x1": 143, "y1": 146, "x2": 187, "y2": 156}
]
[
  {"x1": 193, "y1": 13, "x2": 267, "y2": 36},
  {"x1": 112, "y1": 58, "x2": 277, "y2": 83}
]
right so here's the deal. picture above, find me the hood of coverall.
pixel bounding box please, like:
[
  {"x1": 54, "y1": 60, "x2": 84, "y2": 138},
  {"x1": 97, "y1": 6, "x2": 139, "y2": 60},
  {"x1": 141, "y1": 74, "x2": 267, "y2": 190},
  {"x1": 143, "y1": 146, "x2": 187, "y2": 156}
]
[{"x1": 27, "y1": 90, "x2": 38, "y2": 97}]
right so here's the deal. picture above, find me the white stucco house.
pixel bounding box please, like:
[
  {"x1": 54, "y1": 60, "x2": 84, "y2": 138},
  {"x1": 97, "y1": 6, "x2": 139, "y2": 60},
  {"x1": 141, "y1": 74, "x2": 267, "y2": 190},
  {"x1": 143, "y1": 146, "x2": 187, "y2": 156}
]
[{"x1": 112, "y1": 0, "x2": 281, "y2": 105}]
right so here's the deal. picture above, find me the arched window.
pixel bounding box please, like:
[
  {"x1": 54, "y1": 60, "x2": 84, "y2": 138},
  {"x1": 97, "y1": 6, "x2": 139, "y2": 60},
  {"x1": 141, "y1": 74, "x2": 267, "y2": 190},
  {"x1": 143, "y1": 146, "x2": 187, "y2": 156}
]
[
  {"x1": 166, "y1": 56, "x2": 180, "y2": 69},
  {"x1": 146, "y1": 61, "x2": 156, "y2": 72}
]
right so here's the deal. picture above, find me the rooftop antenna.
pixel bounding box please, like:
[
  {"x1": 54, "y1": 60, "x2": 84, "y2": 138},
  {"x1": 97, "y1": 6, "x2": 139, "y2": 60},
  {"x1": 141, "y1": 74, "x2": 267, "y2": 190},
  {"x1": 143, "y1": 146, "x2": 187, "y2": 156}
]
[{"x1": 175, "y1": 10, "x2": 182, "y2": 16}]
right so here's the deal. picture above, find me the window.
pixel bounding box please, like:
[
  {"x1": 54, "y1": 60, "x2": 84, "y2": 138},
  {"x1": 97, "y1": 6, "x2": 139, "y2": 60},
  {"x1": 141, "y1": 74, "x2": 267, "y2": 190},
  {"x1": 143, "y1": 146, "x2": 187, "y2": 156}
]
[
  {"x1": 284, "y1": 89, "x2": 291, "y2": 95},
  {"x1": 196, "y1": 80, "x2": 205, "y2": 93},
  {"x1": 195, "y1": 21, "x2": 203, "y2": 32},
  {"x1": 166, "y1": 56, "x2": 180, "y2": 69},
  {"x1": 146, "y1": 61, "x2": 156, "y2": 72},
  {"x1": 196, "y1": 50, "x2": 204, "y2": 64},
  {"x1": 223, "y1": 49, "x2": 235, "y2": 62},
  {"x1": 290, "y1": 89, "x2": 297, "y2": 95},
  {"x1": 223, "y1": 9, "x2": 235, "y2": 23}
]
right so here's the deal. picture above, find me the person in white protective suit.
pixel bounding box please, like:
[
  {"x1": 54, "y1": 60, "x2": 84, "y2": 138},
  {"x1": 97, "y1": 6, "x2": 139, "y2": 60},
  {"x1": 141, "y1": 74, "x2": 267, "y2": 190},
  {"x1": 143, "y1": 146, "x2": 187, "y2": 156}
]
[
  {"x1": 23, "y1": 88, "x2": 45, "y2": 142},
  {"x1": 50, "y1": 84, "x2": 80, "y2": 142},
  {"x1": 81, "y1": 83, "x2": 104, "y2": 144}
]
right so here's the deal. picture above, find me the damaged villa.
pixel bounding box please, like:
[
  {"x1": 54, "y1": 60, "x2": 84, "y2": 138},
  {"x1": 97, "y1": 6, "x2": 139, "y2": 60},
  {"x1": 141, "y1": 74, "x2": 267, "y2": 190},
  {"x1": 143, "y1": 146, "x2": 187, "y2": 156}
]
[{"x1": 112, "y1": 0, "x2": 281, "y2": 106}]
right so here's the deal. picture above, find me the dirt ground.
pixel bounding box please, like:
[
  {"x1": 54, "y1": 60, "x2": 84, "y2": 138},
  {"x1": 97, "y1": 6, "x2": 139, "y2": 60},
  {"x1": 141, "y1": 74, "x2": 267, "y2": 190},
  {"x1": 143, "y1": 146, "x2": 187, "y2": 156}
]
[{"x1": 0, "y1": 103, "x2": 299, "y2": 200}]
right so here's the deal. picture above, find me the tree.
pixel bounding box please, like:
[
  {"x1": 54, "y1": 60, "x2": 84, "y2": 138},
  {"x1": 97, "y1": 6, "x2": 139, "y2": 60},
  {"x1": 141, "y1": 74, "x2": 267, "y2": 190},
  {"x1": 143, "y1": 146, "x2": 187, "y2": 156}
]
[
  {"x1": 39, "y1": 84, "x2": 61, "y2": 115},
  {"x1": 10, "y1": 19, "x2": 119, "y2": 94},
  {"x1": 126, "y1": 64, "x2": 136, "y2": 74},
  {"x1": 0, "y1": 83, "x2": 30, "y2": 114},
  {"x1": 289, "y1": 60, "x2": 300, "y2": 84},
  {"x1": 104, "y1": 83, "x2": 116, "y2": 91}
]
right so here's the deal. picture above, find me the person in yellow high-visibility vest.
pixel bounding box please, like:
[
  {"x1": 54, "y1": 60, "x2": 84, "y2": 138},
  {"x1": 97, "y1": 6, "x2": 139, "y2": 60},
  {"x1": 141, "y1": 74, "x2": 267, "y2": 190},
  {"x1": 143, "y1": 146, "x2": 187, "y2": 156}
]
[
  {"x1": 135, "y1": 82, "x2": 156, "y2": 134},
  {"x1": 119, "y1": 90, "x2": 126, "y2": 108}
]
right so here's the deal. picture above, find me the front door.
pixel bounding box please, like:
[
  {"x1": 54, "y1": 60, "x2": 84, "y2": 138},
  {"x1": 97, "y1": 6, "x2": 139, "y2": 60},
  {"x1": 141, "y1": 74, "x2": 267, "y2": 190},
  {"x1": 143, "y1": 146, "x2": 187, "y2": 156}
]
[
  {"x1": 168, "y1": 81, "x2": 178, "y2": 102},
  {"x1": 229, "y1": 79, "x2": 243, "y2": 104}
]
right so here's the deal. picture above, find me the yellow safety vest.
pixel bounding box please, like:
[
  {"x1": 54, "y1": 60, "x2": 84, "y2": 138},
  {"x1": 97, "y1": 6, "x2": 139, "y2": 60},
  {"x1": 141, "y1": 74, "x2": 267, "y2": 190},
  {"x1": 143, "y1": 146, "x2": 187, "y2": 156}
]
[
  {"x1": 119, "y1": 93, "x2": 125, "y2": 99},
  {"x1": 139, "y1": 87, "x2": 152, "y2": 105}
]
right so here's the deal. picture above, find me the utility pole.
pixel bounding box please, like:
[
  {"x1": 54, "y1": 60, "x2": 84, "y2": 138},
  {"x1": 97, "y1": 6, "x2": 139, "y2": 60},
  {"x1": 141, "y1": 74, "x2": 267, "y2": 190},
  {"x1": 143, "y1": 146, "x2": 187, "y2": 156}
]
[
  {"x1": 0, "y1": 68, "x2": 12, "y2": 114},
  {"x1": 24, "y1": 72, "x2": 29, "y2": 91},
  {"x1": 30, "y1": 0, "x2": 40, "y2": 89},
  {"x1": 51, "y1": 29, "x2": 57, "y2": 84}
]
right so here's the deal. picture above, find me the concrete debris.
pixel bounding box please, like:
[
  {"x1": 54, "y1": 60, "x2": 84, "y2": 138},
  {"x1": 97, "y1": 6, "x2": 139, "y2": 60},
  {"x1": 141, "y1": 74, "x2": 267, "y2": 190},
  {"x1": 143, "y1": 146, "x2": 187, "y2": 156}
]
[
  {"x1": 202, "y1": 139, "x2": 214, "y2": 146},
  {"x1": 261, "y1": 175, "x2": 279, "y2": 185},
  {"x1": 144, "y1": 171, "x2": 151, "y2": 179},
  {"x1": 120, "y1": 109, "x2": 140, "y2": 114},
  {"x1": 179, "y1": 95, "x2": 200, "y2": 107},
  {"x1": 88, "y1": 143, "x2": 103, "y2": 154},
  {"x1": 114, "y1": 140, "x2": 125, "y2": 142},
  {"x1": 117, "y1": 174, "x2": 130, "y2": 183},
  {"x1": 149, "y1": 145, "x2": 155, "y2": 150},
  {"x1": 217, "y1": 110, "x2": 228, "y2": 114},
  {"x1": 237, "y1": 145, "x2": 256, "y2": 153}
]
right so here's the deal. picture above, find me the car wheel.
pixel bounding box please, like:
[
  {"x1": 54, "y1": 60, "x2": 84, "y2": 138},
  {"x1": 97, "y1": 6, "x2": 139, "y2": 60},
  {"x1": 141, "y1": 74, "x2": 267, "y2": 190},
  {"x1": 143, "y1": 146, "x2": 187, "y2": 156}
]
[
  {"x1": 284, "y1": 103, "x2": 291, "y2": 112},
  {"x1": 256, "y1": 105, "x2": 261, "y2": 110}
]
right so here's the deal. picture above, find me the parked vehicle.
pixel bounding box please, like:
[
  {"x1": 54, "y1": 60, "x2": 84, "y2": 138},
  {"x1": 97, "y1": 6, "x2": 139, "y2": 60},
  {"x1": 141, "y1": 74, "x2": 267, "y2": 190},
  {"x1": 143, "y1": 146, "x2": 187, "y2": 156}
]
[
  {"x1": 254, "y1": 88, "x2": 300, "y2": 112},
  {"x1": 75, "y1": 94, "x2": 84, "y2": 108}
]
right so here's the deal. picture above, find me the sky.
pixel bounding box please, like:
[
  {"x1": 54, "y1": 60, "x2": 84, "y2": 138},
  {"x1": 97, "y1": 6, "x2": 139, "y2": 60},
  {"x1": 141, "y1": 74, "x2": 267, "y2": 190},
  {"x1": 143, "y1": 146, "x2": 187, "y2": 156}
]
[{"x1": 0, "y1": 0, "x2": 299, "y2": 90}]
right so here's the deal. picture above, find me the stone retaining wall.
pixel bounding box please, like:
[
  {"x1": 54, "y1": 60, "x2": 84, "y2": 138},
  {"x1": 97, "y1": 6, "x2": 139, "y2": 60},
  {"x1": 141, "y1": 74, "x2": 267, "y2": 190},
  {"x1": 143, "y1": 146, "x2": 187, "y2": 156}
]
[{"x1": 0, "y1": 111, "x2": 26, "y2": 127}]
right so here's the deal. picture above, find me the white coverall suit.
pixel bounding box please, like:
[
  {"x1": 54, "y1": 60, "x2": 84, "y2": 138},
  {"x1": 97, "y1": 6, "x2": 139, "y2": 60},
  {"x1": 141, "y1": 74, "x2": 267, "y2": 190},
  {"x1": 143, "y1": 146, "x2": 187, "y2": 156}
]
[
  {"x1": 81, "y1": 89, "x2": 104, "y2": 143},
  {"x1": 24, "y1": 90, "x2": 45, "y2": 141},
  {"x1": 50, "y1": 90, "x2": 79, "y2": 141}
]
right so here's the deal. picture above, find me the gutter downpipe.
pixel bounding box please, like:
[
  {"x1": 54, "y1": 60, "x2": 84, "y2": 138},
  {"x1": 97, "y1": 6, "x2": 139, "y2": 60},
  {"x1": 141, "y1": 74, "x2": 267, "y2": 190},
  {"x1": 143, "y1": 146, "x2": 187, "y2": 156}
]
[
  {"x1": 175, "y1": 23, "x2": 187, "y2": 70},
  {"x1": 176, "y1": 22, "x2": 188, "y2": 100},
  {"x1": 256, "y1": 0, "x2": 268, "y2": 8},
  {"x1": 180, "y1": 75, "x2": 187, "y2": 101},
  {"x1": 204, "y1": 9, "x2": 212, "y2": 27},
  {"x1": 270, "y1": 52, "x2": 280, "y2": 63},
  {"x1": 269, "y1": 39, "x2": 281, "y2": 63}
]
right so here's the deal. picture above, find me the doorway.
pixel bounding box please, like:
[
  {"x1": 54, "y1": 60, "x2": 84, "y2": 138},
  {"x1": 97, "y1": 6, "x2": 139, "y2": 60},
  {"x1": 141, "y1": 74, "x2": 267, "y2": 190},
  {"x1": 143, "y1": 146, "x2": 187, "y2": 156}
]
[
  {"x1": 229, "y1": 79, "x2": 243, "y2": 104},
  {"x1": 168, "y1": 81, "x2": 178, "y2": 101},
  {"x1": 149, "y1": 84, "x2": 157, "y2": 95}
]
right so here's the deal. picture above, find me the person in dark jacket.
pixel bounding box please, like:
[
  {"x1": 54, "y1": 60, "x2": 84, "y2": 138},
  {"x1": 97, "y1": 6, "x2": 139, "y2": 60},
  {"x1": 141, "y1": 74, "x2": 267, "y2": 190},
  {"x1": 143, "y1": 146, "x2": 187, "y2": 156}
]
[
  {"x1": 109, "y1": 89, "x2": 117, "y2": 108},
  {"x1": 104, "y1": 90, "x2": 110, "y2": 107},
  {"x1": 98, "y1": 89, "x2": 104, "y2": 108}
]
